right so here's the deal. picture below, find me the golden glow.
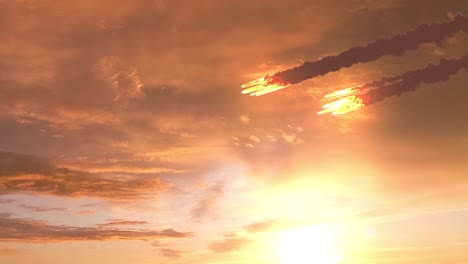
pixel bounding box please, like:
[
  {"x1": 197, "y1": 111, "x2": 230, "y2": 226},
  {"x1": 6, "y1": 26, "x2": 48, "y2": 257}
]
[
  {"x1": 276, "y1": 224, "x2": 341, "y2": 264},
  {"x1": 241, "y1": 75, "x2": 291, "y2": 96},
  {"x1": 317, "y1": 95, "x2": 365, "y2": 116},
  {"x1": 324, "y1": 85, "x2": 361, "y2": 99}
]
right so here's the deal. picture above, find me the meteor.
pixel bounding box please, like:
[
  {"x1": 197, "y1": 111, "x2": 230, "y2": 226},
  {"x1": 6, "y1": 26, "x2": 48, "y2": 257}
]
[
  {"x1": 318, "y1": 53, "x2": 468, "y2": 115},
  {"x1": 241, "y1": 15, "x2": 468, "y2": 96},
  {"x1": 317, "y1": 95, "x2": 365, "y2": 116},
  {"x1": 324, "y1": 85, "x2": 363, "y2": 99},
  {"x1": 241, "y1": 74, "x2": 291, "y2": 96}
]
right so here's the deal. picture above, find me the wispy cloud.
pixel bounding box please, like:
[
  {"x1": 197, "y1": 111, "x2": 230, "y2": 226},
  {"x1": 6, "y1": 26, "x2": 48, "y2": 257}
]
[
  {"x1": 99, "y1": 219, "x2": 149, "y2": 227},
  {"x1": 0, "y1": 247, "x2": 18, "y2": 255},
  {"x1": 190, "y1": 182, "x2": 224, "y2": 220},
  {"x1": 0, "y1": 151, "x2": 172, "y2": 200},
  {"x1": 209, "y1": 237, "x2": 251, "y2": 253},
  {"x1": 0, "y1": 213, "x2": 193, "y2": 242},
  {"x1": 18, "y1": 204, "x2": 68, "y2": 213},
  {"x1": 75, "y1": 210, "x2": 96, "y2": 215},
  {"x1": 0, "y1": 198, "x2": 16, "y2": 204},
  {"x1": 158, "y1": 248, "x2": 185, "y2": 259},
  {"x1": 244, "y1": 218, "x2": 282, "y2": 233}
]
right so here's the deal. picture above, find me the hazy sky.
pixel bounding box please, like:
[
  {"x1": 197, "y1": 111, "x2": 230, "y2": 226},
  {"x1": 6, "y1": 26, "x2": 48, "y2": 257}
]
[{"x1": 1, "y1": 1, "x2": 468, "y2": 264}]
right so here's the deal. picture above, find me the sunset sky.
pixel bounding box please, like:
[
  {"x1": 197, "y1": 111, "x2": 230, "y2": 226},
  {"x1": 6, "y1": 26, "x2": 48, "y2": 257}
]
[{"x1": 2, "y1": 1, "x2": 468, "y2": 264}]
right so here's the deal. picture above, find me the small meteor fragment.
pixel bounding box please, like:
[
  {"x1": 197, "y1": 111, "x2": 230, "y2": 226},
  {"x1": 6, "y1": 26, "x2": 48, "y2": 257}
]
[{"x1": 241, "y1": 75, "x2": 291, "y2": 96}]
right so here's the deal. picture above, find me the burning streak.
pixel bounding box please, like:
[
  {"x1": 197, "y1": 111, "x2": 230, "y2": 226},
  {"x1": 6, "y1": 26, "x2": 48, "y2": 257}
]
[
  {"x1": 241, "y1": 75, "x2": 291, "y2": 96},
  {"x1": 242, "y1": 15, "x2": 468, "y2": 96},
  {"x1": 318, "y1": 95, "x2": 365, "y2": 115},
  {"x1": 318, "y1": 53, "x2": 468, "y2": 115},
  {"x1": 324, "y1": 85, "x2": 362, "y2": 99},
  {"x1": 241, "y1": 15, "x2": 468, "y2": 117}
]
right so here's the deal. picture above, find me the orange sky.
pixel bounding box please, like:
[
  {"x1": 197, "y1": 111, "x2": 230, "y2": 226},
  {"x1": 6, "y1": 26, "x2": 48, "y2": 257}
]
[{"x1": 1, "y1": 1, "x2": 468, "y2": 264}]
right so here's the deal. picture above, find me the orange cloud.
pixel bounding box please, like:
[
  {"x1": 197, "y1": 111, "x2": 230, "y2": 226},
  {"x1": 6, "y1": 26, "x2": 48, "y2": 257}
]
[
  {"x1": 0, "y1": 213, "x2": 193, "y2": 242},
  {"x1": 158, "y1": 248, "x2": 185, "y2": 259},
  {"x1": 99, "y1": 220, "x2": 149, "y2": 227},
  {"x1": 209, "y1": 237, "x2": 252, "y2": 253},
  {"x1": 19, "y1": 204, "x2": 68, "y2": 213},
  {"x1": 0, "y1": 151, "x2": 172, "y2": 200},
  {"x1": 75, "y1": 210, "x2": 96, "y2": 215},
  {"x1": 0, "y1": 247, "x2": 18, "y2": 255},
  {"x1": 244, "y1": 219, "x2": 282, "y2": 233},
  {"x1": 190, "y1": 183, "x2": 224, "y2": 220}
]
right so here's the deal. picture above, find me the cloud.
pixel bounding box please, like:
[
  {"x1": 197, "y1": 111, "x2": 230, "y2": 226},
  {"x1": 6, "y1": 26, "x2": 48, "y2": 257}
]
[
  {"x1": 357, "y1": 188, "x2": 468, "y2": 220},
  {"x1": 19, "y1": 204, "x2": 68, "y2": 213},
  {"x1": 80, "y1": 203, "x2": 100, "y2": 207},
  {"x1": 209, "y1": 237, "x2": 251, "y2": 253},
  {"x1": 232, "y1": 134, "x2": 297, "y2": 180},
  {"x1": 0, "y1": 247, "x2": 18, "y2": 255},
  {"x1": 0, "y1": 213, "x2": 193, "y2": 242},
  {"x1": 99, "y1": 220, "x2": 149, "y2": 227},
  {"x1": 0, "y1": 198, "x2": 16, "y2": 204},
  {"x1": 75, "y1": 211, "x2": 96, "y2": 215},
  {"x1": 244, "y1": 219, "x2": 282, "y2": 233},
  {"x1": 92, "y1": 56, "x2": 144, "y2": 103},
  {"x1": 151, "y1": 240, "x2": 169, "y2": 248},
  {"x1": 0, "y1": 151, "x2": 172, "y2": 200},
  {"x1": 56, "y1": 156, "x2": 183, "y2": 175},
  {"x1": 158, "y1": 248, "x2": 185, "y2": 259},
  {"x1": 190, "y1": 182, "x2": 224, "y2": 220},
  {"x1": 239, "y1": 115, "x2": 250, "y2": 124}
]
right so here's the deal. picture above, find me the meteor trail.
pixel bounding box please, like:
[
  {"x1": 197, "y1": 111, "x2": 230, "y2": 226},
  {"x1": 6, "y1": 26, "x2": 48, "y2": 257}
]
[
  {"x1": 318, "y1": 53, "x2": 468, "y2": 115},
  {"x1": 242, "y1": 15, "x2": 468, "y2": 96},
  {"x1": 365, "y1": 54, "x2": 468, "y2": 105}
]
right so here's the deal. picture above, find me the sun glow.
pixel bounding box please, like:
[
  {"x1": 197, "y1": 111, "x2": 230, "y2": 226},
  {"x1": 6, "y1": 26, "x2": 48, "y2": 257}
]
[{"x1": 276, "y1": 224, "x2": 341, "y2": 264}]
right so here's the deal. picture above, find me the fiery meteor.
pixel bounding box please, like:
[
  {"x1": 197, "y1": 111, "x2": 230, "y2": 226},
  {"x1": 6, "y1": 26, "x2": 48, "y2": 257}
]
[
  {"x1": 318, "y1": 53, "x2": 468, "y2": 115},
  {"x1": 241, "y1": 15, "x2": 468, "y2": 97},
  {"x1": 317, "y1": 95, "x2": 365, "y2": 116},
  {"x1": 241, "y1": 15, "x2": 468, "y2": 117},
  {"x1": 241, "y1": 74, "x2": 291, "y2": 96},
  {"x1": 324, "y1": 85, "x2": 363, "y2": 99}
]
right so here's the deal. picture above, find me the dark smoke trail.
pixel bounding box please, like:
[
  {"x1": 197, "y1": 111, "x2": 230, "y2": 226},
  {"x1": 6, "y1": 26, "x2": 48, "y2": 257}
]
[
  {"x1": 275, "y1": 15, "x2": 468, "y2": 84},
  {"x1": 363, "y1": 53, "x2": 468, "y2": 105}
]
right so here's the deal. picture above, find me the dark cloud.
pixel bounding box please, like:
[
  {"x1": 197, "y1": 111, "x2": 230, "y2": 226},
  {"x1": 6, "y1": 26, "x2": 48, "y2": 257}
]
[
  {"x1": 0, "y1": 151, "x2": 171, "y2": 200},
  {"x1": 0, "y1": 213, "x2": 193, "y2": 242}
]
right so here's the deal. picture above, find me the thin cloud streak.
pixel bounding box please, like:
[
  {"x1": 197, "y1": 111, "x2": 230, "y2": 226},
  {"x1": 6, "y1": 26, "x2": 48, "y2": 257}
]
[{"x1": 0, "y1": 213, "x2": 193, "y2": 243}]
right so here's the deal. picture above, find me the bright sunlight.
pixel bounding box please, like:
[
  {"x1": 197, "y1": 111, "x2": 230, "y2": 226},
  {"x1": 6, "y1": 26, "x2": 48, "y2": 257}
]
[{"x1": 276, "y1": 224, "x2": 341, "y2": 264}]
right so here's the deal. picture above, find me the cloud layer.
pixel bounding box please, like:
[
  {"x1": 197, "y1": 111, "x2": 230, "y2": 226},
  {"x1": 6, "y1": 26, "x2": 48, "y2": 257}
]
[
  {"x1": 0, "y1": 213, "x2": 192, "y2": 242},
  {"x1": 0, "y1": 151, "x2": 171, "y2": 199}
]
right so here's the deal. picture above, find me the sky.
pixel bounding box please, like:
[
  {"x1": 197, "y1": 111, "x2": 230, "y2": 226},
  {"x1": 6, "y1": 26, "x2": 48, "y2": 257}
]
[{"x1": 1, "y1": 1, "x2": 468, "y2": 263}]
